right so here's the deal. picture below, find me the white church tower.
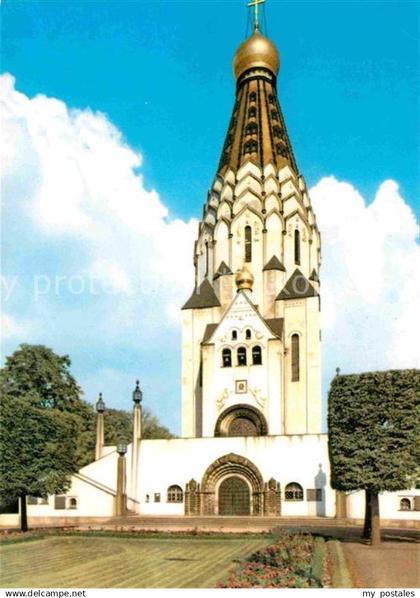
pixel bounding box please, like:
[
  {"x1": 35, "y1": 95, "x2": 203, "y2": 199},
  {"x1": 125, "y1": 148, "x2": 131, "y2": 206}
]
[{"x1": 181, "y1": 19, "x2": 322, "y2": 440}]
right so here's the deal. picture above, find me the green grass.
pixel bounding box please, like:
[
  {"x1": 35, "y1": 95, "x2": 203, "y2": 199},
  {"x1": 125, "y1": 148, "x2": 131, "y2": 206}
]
[{"x1": 0, "y1": 535, "x2": 270, "y2": 588}]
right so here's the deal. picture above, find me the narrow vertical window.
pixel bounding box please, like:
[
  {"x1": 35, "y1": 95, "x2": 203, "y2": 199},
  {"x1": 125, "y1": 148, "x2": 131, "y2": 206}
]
[
  {"x1": 252, "y1": 346, "x2": 262, "y2": 365},
  {"x1": 237, "y1": 347, "x2": 247, "y2": 366},
  {"x1": 294, "y1": 229, "x2": 300, "y2": 265},
  {"x1": 222, "y1": 348, "x2": 232, "y2": 367},
  {"x1": 291, "y1": 334, "x2": 300, "y2": 381},
  {"x1": 245, "y1": 226, "x2": 252, "y2": 262},
  {"x1": 245, "y1": 328, "x2": 252, "y2": 340},
  {"x1": 205, "y1": 241, "x2": 209, "y2": 276}
]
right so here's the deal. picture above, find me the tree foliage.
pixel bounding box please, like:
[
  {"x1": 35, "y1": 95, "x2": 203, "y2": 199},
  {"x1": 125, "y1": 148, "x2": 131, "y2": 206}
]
[
  {"x1": 0, "y1": 344, "x2": 82, "y2": 411},
  {"x1": 328, "y1": 369, "x2": 419, "y2": 493},
  {"x1": 0, "y1": 393, "x2": 79, "y2": 500},
  {"x1": 76, "y1": 407, "x2": 174, "y2": 467},
  {"x1": 0, "y1": 344, "x2": 175, "y2": 473},
  {"x1": 328, "y1": 369, "x2": 420, "y2": 544}
]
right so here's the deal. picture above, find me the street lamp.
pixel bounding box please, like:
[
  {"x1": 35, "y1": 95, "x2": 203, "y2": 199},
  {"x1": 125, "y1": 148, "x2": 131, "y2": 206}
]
[
  {"x1": 117, "y1": 442, "x2": 127, "y2": 456},
  {"x1": 132, "y1": 380, "x2": 142, "y2": 404},
  {"x1": 96, "y1": 392, "x2": 105, "y2": 413}
]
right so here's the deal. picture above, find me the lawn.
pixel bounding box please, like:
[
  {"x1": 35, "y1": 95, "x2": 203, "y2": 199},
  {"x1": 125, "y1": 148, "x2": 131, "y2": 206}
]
[{"x1": 0, "y1": 535, "x2": 270, "y2": 588}]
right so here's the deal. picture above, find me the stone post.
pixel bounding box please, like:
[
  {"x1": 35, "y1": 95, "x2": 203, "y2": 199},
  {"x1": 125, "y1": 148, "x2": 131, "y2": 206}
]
[
  {"x1": 115, "y1": 443, "x2": 127, "y2": 516},
  {"x1": 130, "y1": 380, "x2": 143, "y2": 503},
  {"x1": 335, "y1": 491, "x2": 347, "y2": 519},
  {"x1": 95, "y1": 393, "x2": 105, "y2": 460}
]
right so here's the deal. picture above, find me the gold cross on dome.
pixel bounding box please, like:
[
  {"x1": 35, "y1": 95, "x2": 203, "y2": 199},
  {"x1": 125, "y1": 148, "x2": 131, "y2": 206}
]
[{"x1": 247, "y1": 0, "x2": 265, "y2": 30}]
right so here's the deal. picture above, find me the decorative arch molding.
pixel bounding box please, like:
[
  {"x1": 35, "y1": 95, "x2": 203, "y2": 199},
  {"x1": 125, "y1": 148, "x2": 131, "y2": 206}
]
[
  {"x1": 233, "y1": 190, "x2": 263, "y2": 216},
  {"x1": 264, "y1": 209, "x2": 284, "y2": 229},
  {"x1": 214, "y1": 404, "x2": 268, "y2": 437},
  {"x1": 231, "y1": 205, "x2": 264, "y2": 227},
  {"x1": 284, "y1": 209, "x2": 311, "y2": 232},
  {"x1": 264, "y1": 193, "x2": 281, "y2": 213},
  {"x1": 200, "y1": 453, "x2": 265, "y2": 515},
  {"x1": 217, "y1": 202, "x2": 233, "y2": 221},
  {"x1": 214, "y1": 217, "x2": 231, "y2": 237}
]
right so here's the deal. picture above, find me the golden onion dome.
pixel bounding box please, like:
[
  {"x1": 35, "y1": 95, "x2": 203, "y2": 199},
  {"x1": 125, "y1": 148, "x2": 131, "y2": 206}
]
[
  {"x1": 235, "y1": 265, "x2": 254, "y2": 292},
  {"x1": 233, "y1": 29, "x2": 280, "y2": 80}
]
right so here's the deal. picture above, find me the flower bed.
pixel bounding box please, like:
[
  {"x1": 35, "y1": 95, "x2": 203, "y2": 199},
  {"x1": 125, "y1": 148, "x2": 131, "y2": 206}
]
[{"x1": 216, "y1": 532, "x2": 325, "y2": 588}]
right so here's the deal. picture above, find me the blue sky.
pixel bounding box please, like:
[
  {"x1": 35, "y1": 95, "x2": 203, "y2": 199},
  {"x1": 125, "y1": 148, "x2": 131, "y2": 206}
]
[
  {"x1": 3, "y1": 0, "x2": 418, "y2": 214},
  {"x1": 1, "y1": 0, "x2": 418, "y2": 434}
]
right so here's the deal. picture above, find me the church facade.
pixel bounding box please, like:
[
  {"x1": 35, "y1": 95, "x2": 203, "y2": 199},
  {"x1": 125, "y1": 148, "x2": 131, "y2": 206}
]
[{"x1": 3, "y1": 19, "x2": 418, "y2": 527}]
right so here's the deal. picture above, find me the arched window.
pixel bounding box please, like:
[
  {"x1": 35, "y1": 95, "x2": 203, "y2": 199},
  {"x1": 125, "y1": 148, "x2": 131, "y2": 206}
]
[
  {"x1": 400, "y1": 498, "x2": 411, "y2": 511},
  {"x1": 273, "y1": 125, "x2": 283, "y2": 138},
  {"x1": 237, "y1": 347, "x2": 247, "y2": 366},
  {"x1": 245, "y1": 225, "x2": 252, "y2": 262},
  {"x1": 244, "y1": 139, "x2": 258, "y2": 154},
  {"x1": 271, "y1": 109, "x2": 278, "y2": 120},
  {"x1": 222, "y1": 348, "x2": 232, "y2": 367},
  {"x1": 249, "y1": 91, "x2": 257, "y2": 102},
  {"x1": 245, "y1": 328, "x2": 252, "y2": 340},
  {"x1": 69, "y1": 498, "x2": 77, "y2": 510},
  {"x1": 276, "y1": 143, "x2": 288, "y2": 157},
  {"x1": 205, "y1": 240, "x2": 209, "y2": 276},
  {"x1": 268, "y1": 93, "x2": 275, "y2": 104},
  {"x1": 285, "y1": 483, "x2": 304, "y2": 501},
  {"x1": 252, "y1": 346, "x2": 262, "y2": 365},
  {"x1": 294, "y1": 229, "x2": 300, "y2": 265},
  {"x1": 232, "y1": 330, "x2": 238, "y2": 340},
  {"x1": 291, "y1": 334, "x2": 300, "y2": 382},
  {"x1": 167, "y1": 485, "x2": 183, "y2": 503},
  {"x1": 245, "y1": 122, "x2": 258, "y2": 135},
  {"x1": 248, "y1": 106, "x2": 257, "y2": 118}
]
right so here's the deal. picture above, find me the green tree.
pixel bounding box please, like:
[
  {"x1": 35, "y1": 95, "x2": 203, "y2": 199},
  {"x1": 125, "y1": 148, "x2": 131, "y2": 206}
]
[
  {"x1": 0, "y1": 344, "x2": 82, "y2": 411},
  {"x1": 0, "y1": 344, "x2": 94, "y2": 469},
  {"x1": 0, "y1": 392, "x2": 79, "y2": 531},
  {"x1": 76, "y1": 406, "x2": 174, "y2": 466},
  {"x1": 0, "y1": 344, "x2": 175, "y2": 526},
  {"x1": 328, "y1": 369, "x2": 420, "y2": 545},
  {"x1": 142, "y1": 408, "x2": 173, "y2": 440}
]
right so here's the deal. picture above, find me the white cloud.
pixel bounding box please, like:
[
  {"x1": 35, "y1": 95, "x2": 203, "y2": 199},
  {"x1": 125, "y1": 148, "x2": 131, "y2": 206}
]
[
  {"x1": 310, "y1": 176, "x2": 420, "y2": 377},
  {"x1": 1, "y1": 74, "x2": 418, "y2": 424},
  {"x1": 0, "y1": 73, "x2": 197, "y2": 331},
  {"x1": 1, "y1": 312, "x2": 32, "y2": 340}
]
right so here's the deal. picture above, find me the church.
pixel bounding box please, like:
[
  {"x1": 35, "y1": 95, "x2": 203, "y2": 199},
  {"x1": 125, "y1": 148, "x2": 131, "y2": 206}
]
[{"x1": 5, "y1": 7, "x2": 418, "y2": 526}]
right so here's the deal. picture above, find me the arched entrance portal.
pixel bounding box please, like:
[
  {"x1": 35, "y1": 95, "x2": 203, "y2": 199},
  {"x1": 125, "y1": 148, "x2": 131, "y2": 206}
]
[
  {"x1": 200, "y1": 453, "x2": 264, "y2": 515},
  {"x1": 218, "y1": 476, "x2": 250, "y2": 515}
]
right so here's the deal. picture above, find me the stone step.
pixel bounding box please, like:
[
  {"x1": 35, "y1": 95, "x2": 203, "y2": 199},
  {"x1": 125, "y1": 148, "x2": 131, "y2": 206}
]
[{"x1": 107, "y1": 515, "x2": 350, "y2": 527}]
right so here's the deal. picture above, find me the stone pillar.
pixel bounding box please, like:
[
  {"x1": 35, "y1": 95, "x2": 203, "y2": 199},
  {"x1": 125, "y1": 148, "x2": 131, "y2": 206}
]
[
  {"x1": 263, "y1": 478, "x2": 281, "y2": 516},
  {"x1": 130, "y1": 381, "x2": 142, "y2": 503},
  {"x1": 335, "y1": 491, "x2": 347, "y2": 519},
  {"x1": 95, "y1": 393, "x2": 105, "y2": 460},
  {"x1": 115, "y1": 443, "x2": 127, "y2": 516}
]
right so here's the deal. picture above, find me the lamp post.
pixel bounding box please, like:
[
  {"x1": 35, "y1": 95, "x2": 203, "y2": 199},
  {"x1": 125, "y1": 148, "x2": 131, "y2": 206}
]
[
  {"x1": 130, "y1": 380, "x2": 143, "y2": 503},
  {"x1": 116, "y1": 442, "x2": 127, "y2": 517},
  {"x1": 133, "y1": 380, "x2": 142, "y2": 404},
  {"x1": 95, "y1": 392, "x2": 105, "y2": 460}
]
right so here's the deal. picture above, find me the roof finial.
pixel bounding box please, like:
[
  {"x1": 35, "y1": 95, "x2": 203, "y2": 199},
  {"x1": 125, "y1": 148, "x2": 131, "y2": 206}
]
[{"x1": 247, "y1": 0, "x2": 265, "y2": 31}]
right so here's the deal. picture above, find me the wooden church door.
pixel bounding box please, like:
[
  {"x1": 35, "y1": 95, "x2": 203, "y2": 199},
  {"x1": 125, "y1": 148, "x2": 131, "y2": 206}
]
[{"x1": 218, "y1": 476, "x2": 250, "y2": 515}]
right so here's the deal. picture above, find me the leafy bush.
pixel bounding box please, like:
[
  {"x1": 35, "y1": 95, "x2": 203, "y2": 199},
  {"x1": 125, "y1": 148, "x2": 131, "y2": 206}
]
[{"x1": 216, "y1": 532, "x2": 319, "y2": 588}]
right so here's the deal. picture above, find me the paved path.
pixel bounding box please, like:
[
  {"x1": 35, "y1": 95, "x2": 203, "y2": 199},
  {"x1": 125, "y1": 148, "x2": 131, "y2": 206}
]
[{"x1": 343, "y1": 541, "x2": 420, "y2": 588}]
